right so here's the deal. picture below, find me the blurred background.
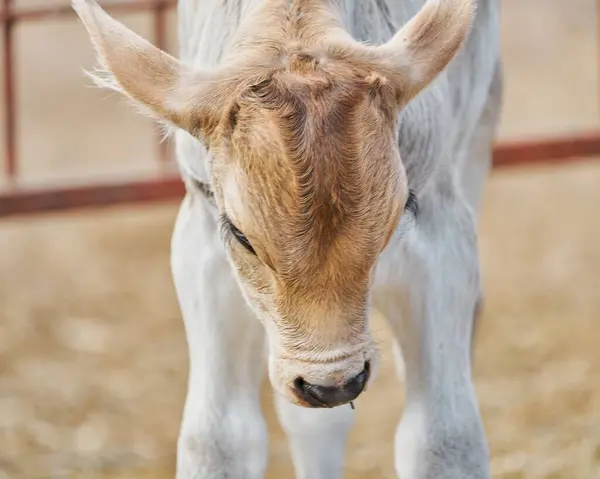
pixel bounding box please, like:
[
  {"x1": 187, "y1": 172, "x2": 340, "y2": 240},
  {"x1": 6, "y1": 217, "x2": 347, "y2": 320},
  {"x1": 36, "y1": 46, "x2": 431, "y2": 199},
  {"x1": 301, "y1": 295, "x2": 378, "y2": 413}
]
[{"x1": 1, "y1": 0, "x2": 599, "y2": 478}]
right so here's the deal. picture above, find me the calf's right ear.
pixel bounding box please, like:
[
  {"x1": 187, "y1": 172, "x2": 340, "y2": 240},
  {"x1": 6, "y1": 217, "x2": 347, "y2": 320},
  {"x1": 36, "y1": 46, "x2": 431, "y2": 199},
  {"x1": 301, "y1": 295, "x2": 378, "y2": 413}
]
[{"x1": 72, "y1": 0, "x2": 232, "y2": 139}]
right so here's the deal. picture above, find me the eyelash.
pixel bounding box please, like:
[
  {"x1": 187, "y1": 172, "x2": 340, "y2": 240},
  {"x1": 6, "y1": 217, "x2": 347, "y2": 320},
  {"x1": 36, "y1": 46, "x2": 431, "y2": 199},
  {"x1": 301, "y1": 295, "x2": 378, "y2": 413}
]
[
  {"x1": 394, "y1": 190, "x2": 419, "y2": 240},
  {"x1": 219, "y1": 215, "x2": 257, "y2": 255},
  {"x1": 405, "y1": 190, "x2": 419, "y2": 219}
]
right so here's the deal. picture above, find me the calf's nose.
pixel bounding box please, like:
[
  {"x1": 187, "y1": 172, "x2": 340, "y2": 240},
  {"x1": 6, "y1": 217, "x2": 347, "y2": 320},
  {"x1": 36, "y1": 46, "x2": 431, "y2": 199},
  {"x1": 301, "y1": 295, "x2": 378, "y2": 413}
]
[{"x1": 293, "y1": 361, "x2": 370, "y2": 408}]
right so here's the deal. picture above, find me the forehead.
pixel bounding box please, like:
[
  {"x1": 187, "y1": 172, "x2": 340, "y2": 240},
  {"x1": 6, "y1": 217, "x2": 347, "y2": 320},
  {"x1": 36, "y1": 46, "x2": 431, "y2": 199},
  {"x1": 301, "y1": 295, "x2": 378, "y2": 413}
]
[{"x1": 219, "y1": 59, "x2": 404, "y2": 277}]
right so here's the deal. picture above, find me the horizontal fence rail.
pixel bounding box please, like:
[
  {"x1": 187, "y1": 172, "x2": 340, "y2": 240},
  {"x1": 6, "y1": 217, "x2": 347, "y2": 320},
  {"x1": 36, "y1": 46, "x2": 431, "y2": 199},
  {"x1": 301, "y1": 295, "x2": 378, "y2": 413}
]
[{"x1": 1, "y1": 0, "x2": 600, "y2": 217}]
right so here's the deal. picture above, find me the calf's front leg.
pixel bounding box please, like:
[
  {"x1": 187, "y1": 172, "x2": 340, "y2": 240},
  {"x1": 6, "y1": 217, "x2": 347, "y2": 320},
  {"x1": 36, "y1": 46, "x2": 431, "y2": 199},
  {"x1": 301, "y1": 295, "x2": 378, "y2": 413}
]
[
  {"x1": 275, "y1": 395, "x2": 355, "y2": 479},
  {"x1": 171, "y1": 193, "x2": 268, "y2": 479},
  {"x1": 374, "y1": 186, "x2": 490, "y2": 479}
]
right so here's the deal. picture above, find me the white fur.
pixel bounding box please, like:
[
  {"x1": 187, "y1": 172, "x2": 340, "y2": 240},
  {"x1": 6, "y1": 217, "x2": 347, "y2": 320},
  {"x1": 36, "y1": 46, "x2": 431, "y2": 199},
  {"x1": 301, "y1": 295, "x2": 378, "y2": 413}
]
[{"x1": 168, "y1": 0, "x2": 502, "y2": 478}]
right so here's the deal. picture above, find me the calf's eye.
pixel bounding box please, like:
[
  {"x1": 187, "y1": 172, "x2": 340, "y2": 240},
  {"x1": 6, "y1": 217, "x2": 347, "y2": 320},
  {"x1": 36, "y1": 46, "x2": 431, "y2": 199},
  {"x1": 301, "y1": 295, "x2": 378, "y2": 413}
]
[
  {"x1": 220, "y1": 215, "x2": 257, "y2": 255},
  {"x1": 405, "y1": 190, "x2": 419, "y2": 218}
]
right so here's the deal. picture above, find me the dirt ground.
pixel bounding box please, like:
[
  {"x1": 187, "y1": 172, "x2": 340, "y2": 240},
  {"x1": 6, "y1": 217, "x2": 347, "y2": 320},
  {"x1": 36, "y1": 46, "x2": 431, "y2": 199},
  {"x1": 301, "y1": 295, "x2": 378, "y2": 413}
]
[{"x1": 1, "y1": 1, "x2": 600, "y2": 478}]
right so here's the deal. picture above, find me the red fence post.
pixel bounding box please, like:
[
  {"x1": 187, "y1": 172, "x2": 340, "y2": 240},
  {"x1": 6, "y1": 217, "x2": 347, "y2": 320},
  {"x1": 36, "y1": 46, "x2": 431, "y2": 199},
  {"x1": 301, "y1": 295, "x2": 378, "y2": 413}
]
[{"x1": 2, "y1": 0, "x2": 17, "y2": 180}]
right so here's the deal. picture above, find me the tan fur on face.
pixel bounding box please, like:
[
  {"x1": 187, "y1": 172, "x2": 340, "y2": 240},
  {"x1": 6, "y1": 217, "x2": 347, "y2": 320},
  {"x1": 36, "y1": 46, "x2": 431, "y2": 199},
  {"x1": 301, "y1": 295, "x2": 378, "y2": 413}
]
[{"x1": 212, "y1": 50, "x2": 406, "y2": 345}]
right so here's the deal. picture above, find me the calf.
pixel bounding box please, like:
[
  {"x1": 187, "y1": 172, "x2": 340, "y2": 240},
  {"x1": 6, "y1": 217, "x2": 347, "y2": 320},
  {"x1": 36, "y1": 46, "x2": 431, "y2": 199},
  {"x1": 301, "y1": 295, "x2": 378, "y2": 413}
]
[{"x1": 73, "y1": 0, "x2": 502, "y2": 477}]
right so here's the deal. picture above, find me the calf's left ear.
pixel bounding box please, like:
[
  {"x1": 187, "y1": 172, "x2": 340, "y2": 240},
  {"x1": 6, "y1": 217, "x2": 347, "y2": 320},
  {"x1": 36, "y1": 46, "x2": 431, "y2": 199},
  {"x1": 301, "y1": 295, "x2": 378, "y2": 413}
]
[{"x1": 374, "y1": 0, "x2": 475, "y2": 104}]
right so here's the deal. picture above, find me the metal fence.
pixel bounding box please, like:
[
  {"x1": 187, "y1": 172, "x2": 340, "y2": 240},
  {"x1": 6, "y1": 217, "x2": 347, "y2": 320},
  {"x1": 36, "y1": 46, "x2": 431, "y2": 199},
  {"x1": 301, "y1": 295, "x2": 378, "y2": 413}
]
[{"x1": 1, "y1": 0, "x2": 599, "y2": 217}]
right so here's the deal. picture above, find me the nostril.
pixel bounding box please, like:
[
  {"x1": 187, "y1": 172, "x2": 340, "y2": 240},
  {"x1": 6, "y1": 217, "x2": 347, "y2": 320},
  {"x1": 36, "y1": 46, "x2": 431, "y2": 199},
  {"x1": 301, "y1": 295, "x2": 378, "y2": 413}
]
[
  {"x1": 294, "y1": 377, "x2": 305, "y2": 390},
  {"x1": 363, "y1": 360, "x2": 371, "y2": 390},
  {"x1": 293, "y1": 376, "x2": 331, "y2": 408},
  {"x1": 343, "y1": 362, "x2": 370, "y2": 398}
]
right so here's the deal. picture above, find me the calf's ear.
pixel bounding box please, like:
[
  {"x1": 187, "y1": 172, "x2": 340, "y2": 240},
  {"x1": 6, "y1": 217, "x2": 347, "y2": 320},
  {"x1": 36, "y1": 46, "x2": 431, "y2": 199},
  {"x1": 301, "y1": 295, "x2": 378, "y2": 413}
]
[
  {"x1": 72, "y1": 0, "x2": 232, "y2": 138},
  {"x1": 375, "y1": 0, "x2": 475, "y2": 104}
]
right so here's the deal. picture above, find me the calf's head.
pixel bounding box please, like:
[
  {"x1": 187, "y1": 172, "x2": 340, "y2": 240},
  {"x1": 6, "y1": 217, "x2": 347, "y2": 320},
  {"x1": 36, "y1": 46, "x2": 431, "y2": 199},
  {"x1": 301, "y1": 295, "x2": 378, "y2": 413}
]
[{"x1": 73, "y1": 0, "x2": 473, "y2": 407}]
